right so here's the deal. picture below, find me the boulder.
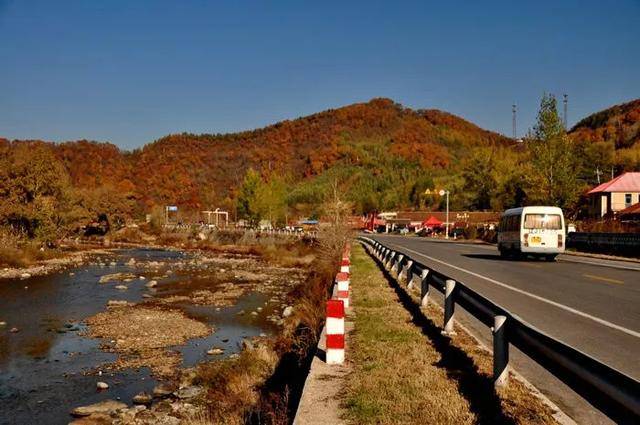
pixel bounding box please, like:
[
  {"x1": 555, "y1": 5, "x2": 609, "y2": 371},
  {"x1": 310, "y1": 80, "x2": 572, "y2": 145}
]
[
  {"x1": 146, "y1": 280, "x2": 158, "y2": 288},
  {"x1": 70, "y1": 399, "x2": 127, "y2": 417},
  {"x1": 20, "y1": 273, "x2": 31, "y2": 279},
  {"x1": 114, "y1": 285, "x2": 128, "y2": 290},
  {"x1": 206, "y1": 347, "x2": 224, "y2": 355},
  {"x1": 96, "y1": 381, "x2": 109, "y2": 390}
]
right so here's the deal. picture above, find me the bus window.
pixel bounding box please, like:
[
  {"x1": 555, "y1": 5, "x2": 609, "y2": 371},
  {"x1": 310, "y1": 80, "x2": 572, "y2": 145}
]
[{"x1": 523, "y1": 214, "x2": 562, "y2": 230}]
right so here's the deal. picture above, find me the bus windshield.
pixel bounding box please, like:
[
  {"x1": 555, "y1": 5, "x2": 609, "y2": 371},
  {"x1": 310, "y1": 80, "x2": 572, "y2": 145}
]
[{"x1": 523, "y1": 214, "x2": 562, "y2": 230}]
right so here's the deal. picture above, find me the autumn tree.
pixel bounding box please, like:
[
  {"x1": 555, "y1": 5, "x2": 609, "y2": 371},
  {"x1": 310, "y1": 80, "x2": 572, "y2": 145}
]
[
  {"x1": 237, "y1": 168, "x2": 261, "y2": 225},
  {"x1": 255, "y1": 174, "x2": 289, "y2": 226},
  {"x1": 0, "y1": 143, "x2": 78, "y2": 243}
]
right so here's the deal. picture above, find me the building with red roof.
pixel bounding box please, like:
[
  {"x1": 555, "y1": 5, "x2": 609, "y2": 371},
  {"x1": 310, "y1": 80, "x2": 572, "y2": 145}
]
[{"x1": 587, "y1": 172, "x2": 640, "y2": 218}]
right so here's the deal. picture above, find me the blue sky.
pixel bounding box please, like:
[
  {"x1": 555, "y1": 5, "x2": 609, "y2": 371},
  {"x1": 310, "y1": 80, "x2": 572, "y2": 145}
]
[{"x1": 1, "y1": 0, "x2": 638, "y2": 150}]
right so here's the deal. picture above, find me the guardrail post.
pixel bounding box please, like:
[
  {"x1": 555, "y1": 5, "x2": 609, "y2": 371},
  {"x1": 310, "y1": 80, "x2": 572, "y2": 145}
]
[
  {"x1": 493, "y1": 315, "x2": 509, "y2": 388},
  {"x1": 443, "y1": 279, "x2": 456, "y2": 335},
  {"x1": 405, "y1": 260, "x2": 414, "y2": 288},
  {"x1": 386, "y1": 252, "x2": 396, "y2": 270},
  {"x1": 392, "y1": 254, "x2": 404, "y2": 277},
  {"x1": 420, "y1": 269, "x2": 430, "y2": 306}
]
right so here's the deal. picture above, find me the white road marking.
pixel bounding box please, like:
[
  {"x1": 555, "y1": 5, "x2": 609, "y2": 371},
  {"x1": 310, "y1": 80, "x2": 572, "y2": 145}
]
[{"x1": 384, "y1": 242, "x2": 640, "y2": 339}]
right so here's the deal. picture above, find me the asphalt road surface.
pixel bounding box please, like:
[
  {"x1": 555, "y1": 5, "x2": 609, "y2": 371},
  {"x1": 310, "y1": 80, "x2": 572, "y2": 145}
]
[{"x1": 368, "y1": 234, "x2": 640, "y2": 425}]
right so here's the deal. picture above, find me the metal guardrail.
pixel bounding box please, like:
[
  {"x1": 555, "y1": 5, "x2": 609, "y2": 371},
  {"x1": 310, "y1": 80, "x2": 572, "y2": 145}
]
[
  {"x1": 358, "y1": 236, "x2": 640, "y2": 424},
  {"x1": 567, "y1": 232, "x2": 640, "y2": 257}
]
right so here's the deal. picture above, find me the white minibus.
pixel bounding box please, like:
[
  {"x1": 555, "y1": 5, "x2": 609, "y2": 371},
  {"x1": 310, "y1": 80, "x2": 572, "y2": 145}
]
[{"x1": 497, "y1": 206, "x2": 565, "y2": 261}]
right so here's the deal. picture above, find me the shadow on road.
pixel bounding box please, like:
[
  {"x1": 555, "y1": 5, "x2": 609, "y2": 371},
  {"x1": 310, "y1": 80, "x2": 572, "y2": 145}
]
[
  {"x1": 462, "y1": 253, "x2": 509, "y2": 261},
  {"x1": 369, "y1": 250, "x2": 518, "y2": 425},
  {"x1": 462, "y1": 253, "x2": 550, "y2": 263}
]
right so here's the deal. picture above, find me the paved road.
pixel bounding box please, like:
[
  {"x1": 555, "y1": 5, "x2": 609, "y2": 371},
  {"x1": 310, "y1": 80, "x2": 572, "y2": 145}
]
[{"x1": 368, "y1": 234, "x2": 640, "y2": 424}]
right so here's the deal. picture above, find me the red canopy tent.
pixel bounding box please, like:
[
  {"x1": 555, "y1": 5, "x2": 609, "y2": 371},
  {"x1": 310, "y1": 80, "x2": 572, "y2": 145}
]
[{"x1": 422, "y1": 216, "x2": 443, "y2": 227}]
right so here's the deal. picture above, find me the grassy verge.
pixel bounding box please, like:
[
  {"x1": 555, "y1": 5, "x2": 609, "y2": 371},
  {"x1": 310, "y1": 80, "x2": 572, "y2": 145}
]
[{"x1": 343, "y1": 243, "x2": 557, "y2": 425}]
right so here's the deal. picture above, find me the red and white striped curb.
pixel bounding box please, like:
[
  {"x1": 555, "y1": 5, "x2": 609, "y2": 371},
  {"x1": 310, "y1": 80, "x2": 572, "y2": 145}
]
[{"x1": 326, "y1": 299, "x2": 345, "y2": 365}]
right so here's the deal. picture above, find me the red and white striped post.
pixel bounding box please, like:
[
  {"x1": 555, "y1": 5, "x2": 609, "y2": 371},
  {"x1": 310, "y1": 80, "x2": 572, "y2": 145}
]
[
  {"x1": 335, "y1": 272, "x2": 350, "y2": 308},
  {"x1": 326, "y1": 299, "x2": 345, "y2": 364},
  {"x1": 340, "y1": 258, "x2": 350, "y2": 274}
]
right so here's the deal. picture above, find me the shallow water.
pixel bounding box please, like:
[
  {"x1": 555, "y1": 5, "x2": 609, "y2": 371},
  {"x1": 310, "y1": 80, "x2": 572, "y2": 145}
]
[{"x1": 0, "y1": 249, "x2": 279, "y2": 425}]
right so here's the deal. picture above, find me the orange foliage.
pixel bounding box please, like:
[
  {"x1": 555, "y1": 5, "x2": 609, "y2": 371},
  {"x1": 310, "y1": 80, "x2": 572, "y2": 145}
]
[{"x1": 2, "y1": 98, "x2": 512, "y2": 213}]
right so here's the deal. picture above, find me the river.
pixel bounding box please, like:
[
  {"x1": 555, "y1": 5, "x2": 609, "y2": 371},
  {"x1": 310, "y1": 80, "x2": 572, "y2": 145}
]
[{"x1": 0, "y1": 248, "x2": 280, "y2": 425}]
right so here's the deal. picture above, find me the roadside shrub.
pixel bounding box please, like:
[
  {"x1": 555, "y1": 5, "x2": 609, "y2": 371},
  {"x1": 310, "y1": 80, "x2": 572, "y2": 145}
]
[{"x1": 463, "y1": 226, "x2": 478, "y2": 240}]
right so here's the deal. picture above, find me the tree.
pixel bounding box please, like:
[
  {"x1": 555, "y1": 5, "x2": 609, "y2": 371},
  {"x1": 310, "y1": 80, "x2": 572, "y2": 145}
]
[
  {"x1": 0, "y1": 143, "x2": 75, "y2": 242},
  {"x1": 526, "y1": 94, "x2": 580, "y2": 211},
  {"x1": 255, "y1": 174, "x2": 288, "y2": 226},
  {"x1": 237, "y1": 168, "x2": 261, "y2": 225},
  {"x1": 461, "y1": 147, "x2": 497, "y2": 210}
]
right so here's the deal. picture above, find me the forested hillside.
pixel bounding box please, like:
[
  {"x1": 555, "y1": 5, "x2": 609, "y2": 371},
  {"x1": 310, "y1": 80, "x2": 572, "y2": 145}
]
[
  {"x1": 2, "y1": 98, "x2": 510, "y2": 215},
  {"x1": 2, "y1": 96, "x2": 639, "y2": 244},
  {"x1": 569, "y1": 98, "x2": 640, "y2": 177}
]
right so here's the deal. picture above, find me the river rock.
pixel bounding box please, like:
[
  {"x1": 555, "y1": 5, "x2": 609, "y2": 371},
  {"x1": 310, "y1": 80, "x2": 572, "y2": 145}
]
[
  {"x1": 174, "y1": 386, "x2": 203, "y2": 400},
  {"x1": 107, "y1": 300, "x2": 129, "y2": 307},
  {"x1": 206, "y1": 347, "x2": 224, "y2": 355},
  {"x1": 282, "y1": 306, "x2": 294, "y2": 317},
  {"x1": 115, "y1": 285, "x2": 128, "y2": 290},
  {"x1": 146, "y1": 280, "x2": 158, "y2": 288},
  {"x1": 71, "y1": 399, "x2": 126, "y2": 417},
  {"x1": 0, "y1": 321, "x2": 6, "y2": 326},
  {"x1": 20, "y1": 273, "x2": 31, "y2": 279},
  {"x1": 9, "y1": 327, "x2": 19, "y2": 333},
  {"x1": 139, "y1": 276, "x2": 146, "y2": 280},
  {"x1": 152, "y1": 383, "x2": 175, "y2": 398},
  {"x1": 127, "y1": 258, "x2": 136, "y2": 266},
  {"x1": 132, "y1": 391, "x2": 153, "y2": 405},
  {"x1": 241, "y1": 339, "x2": 254, "y2": 351},
  {"x1": 96, "y1": 381, "x2": 109, "y2": 390}
]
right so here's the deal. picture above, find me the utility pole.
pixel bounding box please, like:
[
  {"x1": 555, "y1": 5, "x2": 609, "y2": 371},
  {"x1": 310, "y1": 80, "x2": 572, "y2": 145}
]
[
  {"x1": 512, "y1": 104, "x2": 517, "y2": 139},
  {"x1": 439, "y1": 189, "x2": 450, "y2": 239},
  {"x1": 563, "y1": 94, "x2": 568, "y2": 130}
]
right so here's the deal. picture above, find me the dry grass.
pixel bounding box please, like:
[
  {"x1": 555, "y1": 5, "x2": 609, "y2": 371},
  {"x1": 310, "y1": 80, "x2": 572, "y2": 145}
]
[
  {"x1": 344, "y1": 244, "x2": 558, "y2": 425},
  {"x1": 186, "y1": 233, "x2": 339, "y2": 424},
  {"x1": 194, "y1": 344, "x2": 280, "y2": 424},
  {"x1": 0, "y1": 230, "x2": 63, "y2": 268}
]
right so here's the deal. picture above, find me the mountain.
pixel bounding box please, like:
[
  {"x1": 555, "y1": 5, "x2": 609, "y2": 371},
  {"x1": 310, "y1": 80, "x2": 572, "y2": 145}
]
[
  {"x1": 570, "y1": 98, "x2": 640, "y2": 149},
  {"x1": 23, "y1": 98, "x2": 511, "y2": 211}
]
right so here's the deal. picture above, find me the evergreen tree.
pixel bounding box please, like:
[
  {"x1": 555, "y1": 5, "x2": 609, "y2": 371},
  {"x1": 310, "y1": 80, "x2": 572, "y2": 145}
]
[{"x1": 527, "y1": 94, "x2": 580, "y2": 211}]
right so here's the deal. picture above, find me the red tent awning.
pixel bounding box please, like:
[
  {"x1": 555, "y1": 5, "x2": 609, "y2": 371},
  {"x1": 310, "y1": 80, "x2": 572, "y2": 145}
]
[{"x1": 422, "y1": 216, "x2": 443, "y2": 227}]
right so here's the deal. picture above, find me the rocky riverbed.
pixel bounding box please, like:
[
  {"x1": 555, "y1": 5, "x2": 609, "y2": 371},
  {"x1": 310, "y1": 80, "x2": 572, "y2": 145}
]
[{"x1": 0, "y1": 245, "x2": 311, "y2": 425}]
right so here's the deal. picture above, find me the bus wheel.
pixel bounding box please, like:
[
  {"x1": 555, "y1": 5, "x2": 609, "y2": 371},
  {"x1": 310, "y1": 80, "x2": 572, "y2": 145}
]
[{"x1": 545, "y1": 255, "x2": 557, "y2": 262}]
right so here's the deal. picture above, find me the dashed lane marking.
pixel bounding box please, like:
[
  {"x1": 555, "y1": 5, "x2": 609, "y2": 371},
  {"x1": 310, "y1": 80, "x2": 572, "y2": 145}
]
[{"x1": 583, "y1": 274, "x2": 624, "y2": 285}]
